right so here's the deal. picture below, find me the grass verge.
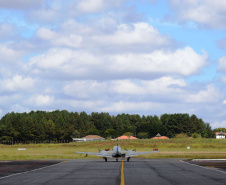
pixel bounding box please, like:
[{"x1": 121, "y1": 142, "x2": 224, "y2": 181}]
[{"x1": 0, "y1": 139, "x2": 226, "y2": 160}]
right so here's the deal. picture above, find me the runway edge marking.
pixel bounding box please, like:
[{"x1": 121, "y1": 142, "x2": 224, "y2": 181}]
[
  {"x1": 120, "y1": 160, "x2": 125, "y2": 185},
  {"x1": 180, "y1": 160, "x2": 226, "y2": 174},
  {"x1": 0, "y1": 161, "x2": 64, "y2": 180}
]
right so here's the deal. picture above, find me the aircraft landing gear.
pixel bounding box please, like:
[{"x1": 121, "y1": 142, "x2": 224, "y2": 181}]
[
  {"x1": 104, "y1": 157, "x2": 107, "y2": 162},
  {"x1": 116, "y1": 158, "x2": 118, "y2": 162},
  {"x1": 127, "y1": 157, "x2": 130, "y2": 162}
]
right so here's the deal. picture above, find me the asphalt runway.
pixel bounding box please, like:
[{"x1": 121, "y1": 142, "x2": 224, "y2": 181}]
[{"x1": 0, "y1": 159, "x2": 226, "y2": 185}]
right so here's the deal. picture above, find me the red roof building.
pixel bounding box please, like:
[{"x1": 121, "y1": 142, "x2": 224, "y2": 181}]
[
  {"x1": 81, "y1": 135, "x2": 105, "y2": 141},
  {"x1": 151, "y1": 136, "x2": 169, "y2": 139},
  {"x1": 116, "y1": 135, "x2": 138, "y2": 139}
]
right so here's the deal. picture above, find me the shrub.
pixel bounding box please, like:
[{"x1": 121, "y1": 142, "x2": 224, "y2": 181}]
[
  {"x1": 192, "y1": 133, "x2": 202, "y2": 138},
  {"x1": 175, "y1": 133, "x2": 188, "y2": 138}
]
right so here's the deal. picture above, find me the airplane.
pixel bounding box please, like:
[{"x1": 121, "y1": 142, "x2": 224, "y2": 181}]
[{"x1": 75, "y1": 139, "x2": 159, "y2": 162}]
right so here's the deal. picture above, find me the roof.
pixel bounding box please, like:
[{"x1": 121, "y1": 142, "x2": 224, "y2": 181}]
[
  {"x1": 116, "y1": 135, "x2": 138, "y2": 139},
  {"x1": 82, "y1": 135, "x2": 105, "y2": 139},
  {"x1": 156, "y1": 133, "x2": 161, "y2": 137},
  {"x1": 151, "y1": 136, "x2": 169, "y2": 139},
  {"x1": 215, "y1": 132, "x2": 225, "y2": 136}
]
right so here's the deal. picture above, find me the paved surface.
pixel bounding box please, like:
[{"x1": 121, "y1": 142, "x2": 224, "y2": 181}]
[
  {"x1": 0, "y1": 159, "x2": 226, "y2": 185},
  {"x1": 0, "y1": 160, "x2": 61, "y2": 178},
  {"x1": 188, "y1": 159, "x2": 226, "y2": 172}
]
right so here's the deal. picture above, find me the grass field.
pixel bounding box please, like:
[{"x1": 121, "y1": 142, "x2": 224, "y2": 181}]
[{"x1": 0, "y1": 139, "x2": 226, "y2": 160}]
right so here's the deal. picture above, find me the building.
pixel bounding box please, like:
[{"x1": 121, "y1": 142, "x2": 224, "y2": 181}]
[
  {"x1": 216, "y1": 131, "x2": 225, "y2": 139},
  {"x1": 73, "y1": 135, "x2": 105, "y2": 142},
  {"x1": 151, "y1": 133, "x2": 169, "y2": 139},
  {"x1": 116, "y1": 135, "x2": 138, "y2": 139}
]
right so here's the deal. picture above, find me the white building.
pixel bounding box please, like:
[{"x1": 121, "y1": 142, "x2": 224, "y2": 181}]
[{"x1": 216, "y1": 131, "x2": 225, "y2": 139}]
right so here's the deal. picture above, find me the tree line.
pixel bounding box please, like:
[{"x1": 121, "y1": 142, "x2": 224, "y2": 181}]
[{"x1": 0, "y1": 110, "x2": 218, "y2": 141}]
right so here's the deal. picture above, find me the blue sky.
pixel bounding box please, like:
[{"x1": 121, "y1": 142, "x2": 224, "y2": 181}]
[{"x1": 0, "y1": 0, "x2": 226, "y2": 128}]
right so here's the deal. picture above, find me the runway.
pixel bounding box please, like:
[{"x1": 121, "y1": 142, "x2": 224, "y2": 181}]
[{"x1": 0, "y1": 159, "x2": 226, "y2": 185}]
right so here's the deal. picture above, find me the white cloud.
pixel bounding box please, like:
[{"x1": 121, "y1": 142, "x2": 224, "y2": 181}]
[
  {"x1": 218, "y1": 56, "x2": 226, "y2": 72},
  {"x1": 169, "y1": 0, "x2": 226, "y2": 29},
  {"x1": 186, "y1": 85, "x2": 223, "y2": 103},
  {"x1": 10, "y1": 104, "x2": 29, "y2": 113},
  {"x1": 36, "y1": 27, "x2": 82, "y2": 48},
  {"x1": 110, "y1": 47, "x2": 207, "y2": 76},
  {"x1": 0, "y1": 23, "x2": 16, "y2": 40},
  {"x1": 112, "y1": 77, "x2": 186, "y2": 95},
  {"x1": 63, "y1": 80, "x2": 108, "y2": 99},
  {"x1": 29, "y1": 94, "x2": 55, "y2": 107},
  {"x1": 74, "y1": 0, "x2": 123, "y2": 14},
  {"x1": 0, "y1": 0, "x2": 44, "y2": 10},
  {"x1": 27, "y1": 46, "x2": 207, "y2": 80},
  {"x1": 101, "y1": 101, "x2": 164, "y2": 113},
  {"x1": 212, "y1": 120, "x2": 226, "y2": 129},
  {"x1": 63, "y1": 77, "x2": 186, "y2": 100},
  {"x1": 0, "y1": 44, "x2": 24, "y2": 63},
  {"x1": 28, "y1": 9, "x2": 60, "y2": 23},
  {"x1": 27, "y1": 48, "x2": 101, "y2": 79},
  {"x1": 0, "y1": 94, "x2": 22, "y2": 108},
  {"x1": 92, "y1": 22, "x2": 172, "y2": 51},
  {"x1": 0, "y1": 75, "x2": 35, "y2": 93}
]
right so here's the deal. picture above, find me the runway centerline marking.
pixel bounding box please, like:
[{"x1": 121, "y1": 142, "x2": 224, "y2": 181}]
[{"x1": 120, "y1": 160, "x2": 125, "y2": 185}]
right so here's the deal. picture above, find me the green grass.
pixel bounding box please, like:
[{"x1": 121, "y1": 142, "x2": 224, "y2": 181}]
[{"x1": 0, "y1": 139, "x2": 226, "y2": 160}]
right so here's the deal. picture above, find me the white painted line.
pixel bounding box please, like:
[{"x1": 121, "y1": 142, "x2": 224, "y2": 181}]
[
  {"x1": 0, "y1": 161, "x2": 64, "y2": 180},
  {"x1": 180, "y1": 160, "x2": 226, "y2": 174}
]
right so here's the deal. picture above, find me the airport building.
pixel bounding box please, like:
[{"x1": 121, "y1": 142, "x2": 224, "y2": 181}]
[
  {"x1": 215, "y1": 131, "x2": 225, "y2": 139},
  {"x1": 73, "y1": 135, "x2": 105, "y2": 142}
]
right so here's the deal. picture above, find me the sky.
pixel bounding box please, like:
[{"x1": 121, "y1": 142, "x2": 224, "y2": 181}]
[{"x1": 0, "y1": 0, "x2": 226, "y2": 128}]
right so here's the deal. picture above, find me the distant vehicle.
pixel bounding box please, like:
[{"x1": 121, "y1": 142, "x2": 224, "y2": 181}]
[{"x1": 75, "y1": 139, "x2": 159, "y2": 162}]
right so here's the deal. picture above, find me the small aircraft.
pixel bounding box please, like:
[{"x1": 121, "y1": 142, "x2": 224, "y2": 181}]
[{"x1": 75, "y1": 140, "x2": 159, "y2": 162}]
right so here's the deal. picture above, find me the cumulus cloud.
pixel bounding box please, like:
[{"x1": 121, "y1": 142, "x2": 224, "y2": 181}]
[
  {"x1": 218, "y1": 56, "x2": 226, "y2": 73},
  {"x1": 26, "y1": 46, "x2": 207, "y2": 80},
  {"x1": 27, "y1": 9, "x2": 60, "y2": 23},
  {"x1": 28, "y1": 94, "x2": 55, "y2": 107},
  {"x1": 63, "y1": 80, "x2": 108, "y2": 99},
  {"x1": 36, "y1": 27, "x2": 82, "y2": 48},
  {"x1": 0, "y1": 0, "x2": 224, "y2": 129},
  {"x1": 186, "y1": 85, "x2": 223, "y2": 103},
  {"x1": 63, "y1": 77, "x2": 186, "y2": 101},
  {"x1": 112, "y1": 77, "x2": 186, "y2": 95},
  {"x1": 92, "y1": 22, "x2": 172, "y2": 51},
  {"x1": 0, "y1": 0, "x2": 45, "y2": 10},
  {"x1": 212, "y1": 120, "x2": 226, "y2": 128},
  {"x1": 0, "y1": 23, "x2": 16, "y2": 40},
  {"x1": 0, "y1": 44, "x2": 24, "y2": 64},
  {"x1": 72, "y1": 0, "x2": 123, "y2": 14},
  {"x1": 169, "y1": 0, "x2": 226, "y2": 29},
  {"x1": 0, "y1": 94, "x2": 23, "y2": 110},
  {"x1": 0, "y1": 75, "x2": 35, "y2": 93},
  {"x1": 101, "y1": 101, "x2": 164, "y2": 112},
  {"x1": 109, "y1": 47, "x2": 207, "y2": 76}
]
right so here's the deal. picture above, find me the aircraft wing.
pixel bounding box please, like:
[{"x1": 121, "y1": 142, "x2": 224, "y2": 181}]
[
  {"x1": 75, "y1": 152, "x2": 104, "y2": 156},
  {"x1": 125, "y1": 151, "x2": 159, "y2": 157},
  {"x1": 75, "y1": 151, "x2": 113, "y2": 158}
]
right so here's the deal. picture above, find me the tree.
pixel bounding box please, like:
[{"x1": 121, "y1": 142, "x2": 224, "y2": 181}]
[
  {"x1": 104, "y1": 129, "x2": 117, "y2": 138},
  {"x1": 123, "y1": 132, "x2": 133, "y2": 139},
  {"x1": 86, "y1": 128, "x2": 100, "y2": 136},
  {"x1": 137, "y1": 132, "x2": 149, "y2": 139},
  {"x1": 44, "y1": 119, "x2": 56, "y2": 140}
]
